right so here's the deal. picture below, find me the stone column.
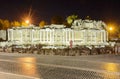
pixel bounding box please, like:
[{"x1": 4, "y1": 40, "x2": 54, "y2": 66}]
[
  {"x1": 104, "y1": 31, "x2": 106, "y2": 42},
  {"x1": 8, "y1": 30, "x2": 10, "y2": 41},
  {"x1": 91, "y1": 30, "x2": 92, "y2": 44},
  {"x1": 106, "y1": 31, "x2": 109, "y2": 41},
  {"x1": 66, "y1": 30, "x2": 68, "y2": 45},
  {"x1": 11, "y1": 30, "x2": 13, "y2": 42},
  {"x1": 84, "y1": 30, "x2": 86, "y2": 44},
  {"x1": 63, "y1": 30, "x2": 64, "y2": 44},
  {"x1": 69, "y1": 30, "x2": 71, "y2": 41},
  {"x1": 39, "y1": 31, "x2": 41, "y2": 42},
  {"x1": 46, "y1": 30, "x2": 47, "y2": 43},
  {"x1": 43, "y1": 30, "x2": 45, "y2": 42},
  {"x1": 21, "y1": 30, "x2": 22, "y2": 43},
  {"x1": 31, "y1": 30, "x2": 33, "y2": 44},
  {"x1": 95, "y1": 31, "x2": 96, "y2": 44},
  {"x1": 72, "y1": 30, "x2": 74, "y2": 44},
  {"x1": 49, "y1": 30, "x2": 50, "y2": 43},
  {"x1": 40, "y1": 31, "x2": 42, "y2": 42},
  {"x1": 53, "y1": 30, "x2": 54, "y2": 45},
  {"x1": 101, "y1": 31, "x2": 103, "y2": 43}
]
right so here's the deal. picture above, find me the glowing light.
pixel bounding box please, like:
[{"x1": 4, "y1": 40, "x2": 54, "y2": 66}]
[
  {"x1": 107, "y1": 23, "x2": 115, "y2": 32},
  {"x1": 109, "y1": 27, "x2": 113, "y2": 31},
  {"x1": 25, "y1": 20, "x2": 30, "y2": 24}
]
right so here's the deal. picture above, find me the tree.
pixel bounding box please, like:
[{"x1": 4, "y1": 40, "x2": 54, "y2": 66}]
[
  {"x1": 11, "y1": 21, "x2": 21, "y2": 27},
  {"x1": 0, "y1": 19, "x2": 3, "y2": 30},
  {"x1": 0, "y1": 19, "x2": 21, "y2": 29},
  {"x1": 51, "y1": 16, "x2": 64, "y2": 24},
  {"x1": 3, "y1": 20, "x2": 10, "y2": 30},
  {"x1": 39, "y1": 20, "x2": 46, "y2": 28},
  {"x1": 21, "y1": 21, "x2": 29, "y2": 27},
  {"x1": 66, "y1": 15, "x2": 78, "y2": 25}
]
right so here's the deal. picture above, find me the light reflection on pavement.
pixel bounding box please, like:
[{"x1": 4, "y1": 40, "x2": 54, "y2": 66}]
[
  {"x1": 0, "y1": 53, "x2": 120, "y2": 79},
  {"x1": 18, "y1": 57, "x2": 40, "y2": 78},
  {"x1": 103, "y1": 63, "x2": 119, "y2": 72},
  {"x1": 101, "y1": 63, "x2": 120, "y2": 79}
]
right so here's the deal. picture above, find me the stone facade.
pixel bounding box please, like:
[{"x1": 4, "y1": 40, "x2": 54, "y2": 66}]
[
  {"x1": 7, "y1": 19, "x2": 108, "y2": 48},
  {"x1": 0, "y1": 30, "x2": 7, "y2": 40}
]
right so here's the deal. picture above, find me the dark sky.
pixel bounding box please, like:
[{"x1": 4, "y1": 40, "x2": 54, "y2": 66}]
[{"x1": 0, "y1": 0, "x2": 120, "y2": 25}]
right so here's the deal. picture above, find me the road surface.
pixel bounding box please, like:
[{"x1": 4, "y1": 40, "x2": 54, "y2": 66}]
[{"x1": 0, "y1": 52, "x2": 120, "y2": 79}]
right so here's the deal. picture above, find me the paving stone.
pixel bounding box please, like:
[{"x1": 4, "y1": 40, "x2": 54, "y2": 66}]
[{"x1": 0, "y1": 53, "x2": 120, "y2": 79}]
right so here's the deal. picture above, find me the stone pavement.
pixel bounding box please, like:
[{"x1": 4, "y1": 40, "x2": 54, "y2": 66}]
[
  {"x1": 0, "y1": 71, "x2": 38, "y2": 79},
  {"x1": 0, "y1": 53, "x2": 120, "y2": 79}
]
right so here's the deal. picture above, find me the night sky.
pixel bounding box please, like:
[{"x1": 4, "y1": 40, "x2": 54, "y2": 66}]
[{"x1": 0, "y1": 0, "x2": 120, "y2": 25}]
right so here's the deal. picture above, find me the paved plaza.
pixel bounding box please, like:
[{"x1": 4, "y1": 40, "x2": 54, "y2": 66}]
[{"x1": 0, "y1": 52, "x2": 120, "y2": 79}]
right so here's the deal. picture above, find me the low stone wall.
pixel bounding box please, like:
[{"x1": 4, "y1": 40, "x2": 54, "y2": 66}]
[{"x1": 0, "y1": 46, "x2": 115, "y2": 56}]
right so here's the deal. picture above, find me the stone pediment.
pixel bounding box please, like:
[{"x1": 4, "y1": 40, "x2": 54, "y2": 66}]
[
  {"x1": 44, "y1": 24, "x2": 66, "y2": 29},
  {"x1": 71, "y1": 19, "x2": 107, "y2": 30}
]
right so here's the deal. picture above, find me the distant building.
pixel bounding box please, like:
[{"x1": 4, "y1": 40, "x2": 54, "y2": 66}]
[{"x1": 6, "y1": 19, "x2": 108, "y2": 48}]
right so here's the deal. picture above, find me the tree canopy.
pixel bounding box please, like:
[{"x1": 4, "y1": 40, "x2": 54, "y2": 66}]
[
  {"x1": 66, "y1": 15, "x2": 78, "y2": 25},
  {"x1": 39, "y1": 20, "x2": 47, "y2": 28}
]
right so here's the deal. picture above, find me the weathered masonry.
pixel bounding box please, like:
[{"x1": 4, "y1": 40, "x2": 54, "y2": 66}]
[{"x1": 7, "y1": 19, "x2": 108, "y2": 48}]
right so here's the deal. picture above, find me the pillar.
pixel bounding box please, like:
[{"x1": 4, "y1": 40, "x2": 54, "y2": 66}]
[
  {"x1": 32, "y1": 30, "x2": 33, "y2": 43},
  {"x1": 8, "y1": 30, "x2": 10, "y2": 41},
  {"x1": 21, "y1": 30, "x2": 22, "y2": 43},
  {"x1": 53, "y1": 30, "x2": 54, "y2": 45},
  {"x1": 69, "y1": 30, "x2": 71, "y2": 41},
  {"x1": 104, "y1": 31, "x2": 106, "y2": 42},
  {"x1": 72, "y1": 30, "x2": 74, "y2": 44},
  {"x1": 43, "y1": 30, "x2": 45, "y2": 42},
  {"x1": 11, "y1": 30, "x2": 13, "y2": 42},
  {"x1": 63, "y1": 30, "x2": 65, "y2": 44},
  {"x1": 95, "y1": 31, "x2": 96, "y2": 44},
  {"x1": 101, "y1": 31, "x2": 103, "y2": 43},
  {"x1": 91, "y1": 30, "x2": 92, "y2": 44},
  {"x1": 49, "y1": 29, "x2": 52, "y2": 44},
  {"x1": 66, "y1": 30, "x2": 68, "y2": 45}
]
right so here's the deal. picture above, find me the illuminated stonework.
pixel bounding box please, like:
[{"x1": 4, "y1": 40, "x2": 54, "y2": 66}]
[
  {"x1": 0, "y1": 30, "x2": 6, "y2": 40},
  {"x1": 7, "y1": 19, "x2": 108, "y2": 48}
]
